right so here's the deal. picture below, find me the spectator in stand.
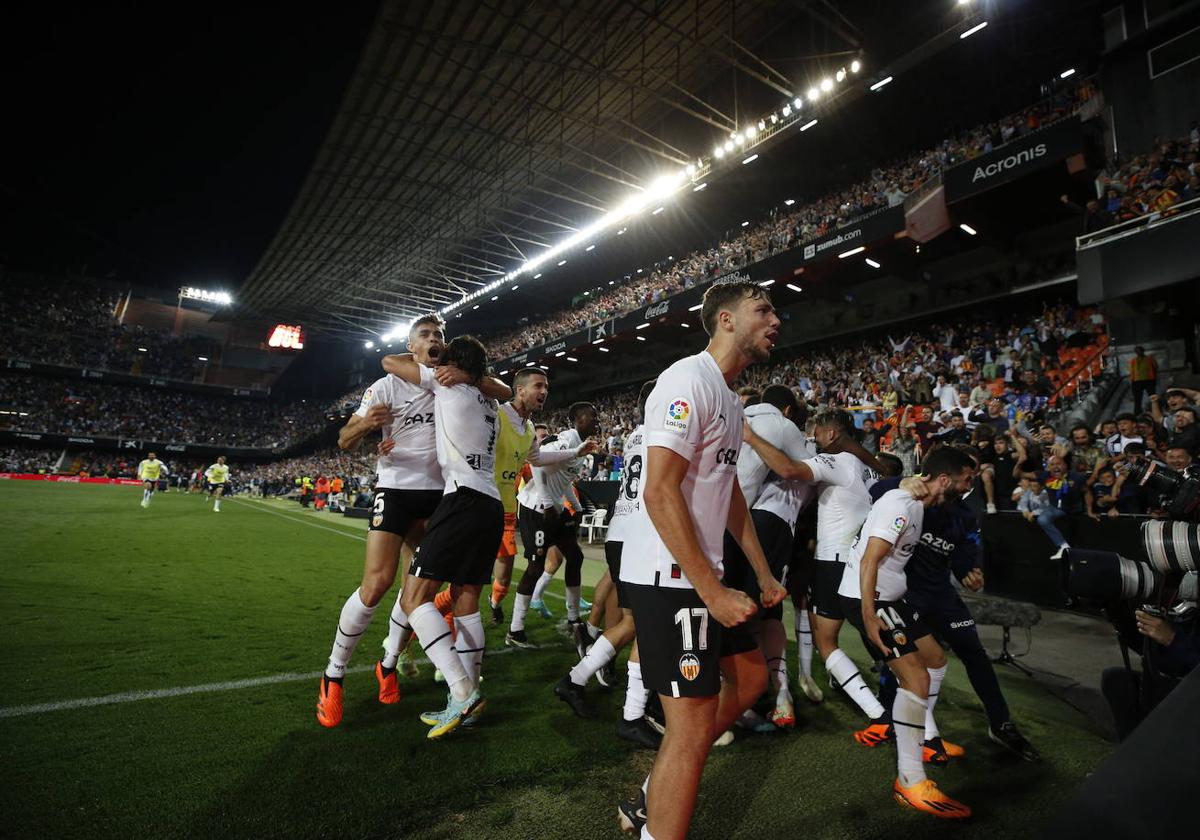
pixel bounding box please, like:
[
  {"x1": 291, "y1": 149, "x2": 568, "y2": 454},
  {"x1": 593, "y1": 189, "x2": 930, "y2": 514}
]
[
  {"x1": 1150, "y1": 388, "x2": 1200, "y2": 434},
  {"x1": 1129, "y1": 346, "x2": 1159, "y2": 413},
  {"x1": 1069, "y1": 425, "x2": 1107, "y2": 474},
  {"x1": 860, "y1": 416, "x2": 881, "y2": 454},
  {"x1": 1105, "y1": 413, "x2": 1144, "y2": 455},
  {"x1": 886, "y1": 422, "x2": 919, "y2": 475},
  {"x1": 1169, "y1": 407, "x2": 1200, "y2": 456}
]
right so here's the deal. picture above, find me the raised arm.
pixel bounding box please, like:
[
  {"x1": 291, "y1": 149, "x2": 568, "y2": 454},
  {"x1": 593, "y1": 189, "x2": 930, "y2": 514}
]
[
  {"x1": 643, "y1": 446, "x2": 757, "y2": 628},
  {"x1": 380, "y1": 353, "x2": 422, "y2": 386},
  {"x1": 743, "y1": 423, "x2": 814, "y2": 481}
]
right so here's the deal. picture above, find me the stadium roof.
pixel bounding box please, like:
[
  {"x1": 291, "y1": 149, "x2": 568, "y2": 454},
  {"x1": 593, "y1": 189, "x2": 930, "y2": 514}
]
[{"x1": 234, "y1": 0, "x2": 885, "y2": 338}]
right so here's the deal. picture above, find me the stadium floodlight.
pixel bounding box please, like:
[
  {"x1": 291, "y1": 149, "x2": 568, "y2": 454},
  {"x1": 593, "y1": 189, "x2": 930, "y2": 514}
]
[
  {"x1": 801, "y1": 119, "x2": 818, "y2": 131},
  {"x1": 652, "y1": 206, "x2": 665, "y2": 215},
  {"x1": 688, "y1": 303, "x2": 703, "y2": 311},
  {"x1": 364, "y1": 341, "x2": 374, "y2": 349},
  {"x1": 734, "y1": 133, "x2": 745, "y2": 146},
  {"x1": 851, "y1": 60, "x2": 862, "y2": 73},
  {"x1": 637, "y1": 268, "x2": 644, "y2": 273},
  {"x1": 865, "y1": 258, "x2": 882, "y2": 268},
  {"x1": 786, "y1": 283, "x2": 803, "y2": 292},
  {"x1": 491, "y1": 295, "x2": 499, "y2": 301},
  {"x1": 1060, "y1": 68, "x2": 1076, "y2": 79},
  {"x1": 723, "y1": 140, "x2": 734, "y2": 152},
  {"x1": 759, "y1": 279, "x2": 775, "y2": 287},
  {"x1": 198, "y1": 356, "x2": 209, "y2": 362},
  {"x1": 511, "y1": 284, "x2": 519, "y2": 290},
  {"x1": 472, "y1": 304, "x2": 480, "y2": 309},
  {"x1": 693, "y1": 182, "x2": 708, "y2": 191},
  {"x1": 533, "y1": 273, "x2": 542, "y2": 278},
  {"x1": 567, "y1": 356, "x2": 578, "y2": 362},
  {"x1": 714, "y1": 145, "x2": 725, "y2": 158},
  {"x1": 769, "y1": 113, "x2": 778, "y2": 124},
  {"x1": 592, "y1": 338, "x2": 604, "y2": 344},
  {"x1": 636, "y1": 336, "x2": 646, "y2": 341},
  {"x1": 836, "y1": 68, "x2": 846, "y2": 83},
  {"x1": 746, "y1": 124, "x2": 757, "y2": 139},
  {"x1": 585, "y1": 244, "x2": 595, "y2": 251},
  {"x1": 616, "y1": 228, "x2": 626, "y2": 235},
  {"x1": 636, "y1": 322, "x2": 650, "y2": 330},
  {"x1": 781, "y1": 104, "x2": 792, "y2": 117},
  {"x1": 793, "y1": 97, "x2": 803, "y2": 109},
  {"x1": 598, "y1": 346, "x2": 610, "y2": 352},
  {"x1": 499, "y1": 370, "x2": 509, "y2": 376},
  {"x1": 838, "y1": 246, "x2": 866, "y2": 258},
  {"x1": 555, "y1": 351, "x2": 566, "y2": 357},
  {"x1": 820, "y1": 78, "x2": 833, "y2": 92},
  {"x1": 960, "y1": 21, "x2": 988, "y2": 38},
  {"x1": 741, "y1": 221, "x2": 750, "y2": 227},
  {"x1": 137, "y1": 347, "x2": 148, "y2": 352},
  {"x1": 557, "y1": 259, "x2": 567, "y2": 266},
  {"x1": 960, "y1": 223, "x2": 978, "y2": 235},
  {"x1": 757, "y1": 119, "x2": 765, "y2": 131},
  {"x1": 784, "y1": 199, "x2": 795, "y2": 206},
  {"x1": 807, "y1": 87, "x2": 819, "y2": 101},
  {"x1": 179, "y1": 287, "x2": 233, "y2": 306},
  {"x1": 870, "y1": 76, "x2": 894, "y2": 91},
  {"x1": 742, "y1": 154, "x2": 758, "y2": 165},
  {"x1": 686, "y1": 163, "x2": 696, "y2": 175}
]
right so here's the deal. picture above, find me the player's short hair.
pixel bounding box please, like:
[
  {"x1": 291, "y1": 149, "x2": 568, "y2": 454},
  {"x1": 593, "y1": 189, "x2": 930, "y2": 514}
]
[
  {"x1": 1116, "y1": 412, "x2": 1136, "y2": 423},
  {"x1": 637, "y1": 379, "x2": 656, "y2": 420},
  {"x1": 812, "y1": 409, "x2": 855, "y2": 434},
  {"x1": 760, "y1": 384, "x2": 799, "y2": 417},
  {"x1": 534, "y1": 423, "x2": 549, "y2": 432},
  {"x1": 441, "y1": 335, "x2": 488, "y2": 381},
  {"x1": 700, "y1": 280, "x2": 770, "y2": 336},
  {"x1": 920, "y1": 446, "x2": 976, "y2": 480},
  {"x1": 875, "y1": 452, "x2": 904, "y2": 477},
  {"x1": 568, "y1": 401, "x2": 596, "y2": 422},
  {"x1": 409, "y1": 313, "x2": 445, "y2": 338},
  {"x1": 513, "y1": 367, "x2": 547, "y2": 388}
]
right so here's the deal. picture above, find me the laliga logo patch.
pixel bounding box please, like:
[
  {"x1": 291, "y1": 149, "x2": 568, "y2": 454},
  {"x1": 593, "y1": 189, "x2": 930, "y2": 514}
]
[
  {"x1": 891, "y1": 515, "x2": 907, "y2": 534},
  {"x1": 678, "y1": 653, "x2": 701, "y2": 681},
  {"x1": 372, "y1": 514, "x2": 383, "y2": 527},
  {"x1": 664, "y1": 398, "x2": 691, "y2": 432}
]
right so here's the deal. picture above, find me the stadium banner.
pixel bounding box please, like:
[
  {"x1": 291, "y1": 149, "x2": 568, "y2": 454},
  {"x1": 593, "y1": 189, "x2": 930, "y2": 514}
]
[
  {"x1": 0, "y1": 429, "x2": 280, "y2": 459},
  {"x1": 2, "y1": 358, "x2": 270, "y2": 398},
  {"x1": 798, "y1": 204, "x2": 906, "y2": 264},
  {"x1": 0, "y1": 473, "x2": 143, "y2": 485},
  {"x1": 943, "y1": 117, "x2": 1083, "y2": 203}
]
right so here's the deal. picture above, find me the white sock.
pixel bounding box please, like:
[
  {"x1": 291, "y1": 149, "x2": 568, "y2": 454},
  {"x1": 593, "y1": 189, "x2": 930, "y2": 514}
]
[
  {"x1": 532, "y1": 571, "x2": 554, "y2": 603},
  {"x1": 454, "y1": 612, "x2": 486, "y2": 684},
  {"x1": 825, "y1": 648, "x2": 885, "y2": 719},
  {"x1": 325, "y1": 589, "x2": 376, "y2": 679},
  {"x1": 510, "y1": 594, "x2": 531, "y2": 633},
  {"x1": 565, "y1": 585, "x2": 581, "y2": 621},
  {"x1": 214, "y1": 499, "x2": 220, "y2": 510},
  {"x1": 569, "y1": 635, "x2": 615, "y2": 686},
  {"x1": 894, "y1": 688, "x2": 928, "y2": 787},
  {"x1": 796, "y1": 610, "x2": 814, "y2": 680},
  {"x1": 410, "y1": 602, "x2": 471, "y2": 702},
  {"x1": 623, "y1": 661, "x2": 647, "y2": 722},
  {"x1": 381, "y1": 590, "x2": 411, "y2": 669},
  {"x1": 586, "y1": 623, "x2": 602, "y2": 641},
  {"x1": 772, "y1": 656, "x2": 791, "y2": 703},
  {"x1": 640, "y1": 827, "x2": 657, "y2": 840},
  {"x1": 925, "y1": 664, "x2": 947, "y2": 740}
]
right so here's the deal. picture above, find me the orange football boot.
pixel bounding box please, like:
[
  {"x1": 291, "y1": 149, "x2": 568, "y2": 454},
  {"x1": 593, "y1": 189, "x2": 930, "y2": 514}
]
[
  {"x1": 316, "y1": 676, "x2": 344, "y2": 728},
  {"x1": 892, "y1": 778, "x2": 972, "y2": 819},
  {"x1": 853, "y1": 721, "x2": 894, "y2": 747},
  {"x1": 376, "y1": 661, "x2": 401, "y2": 704}
]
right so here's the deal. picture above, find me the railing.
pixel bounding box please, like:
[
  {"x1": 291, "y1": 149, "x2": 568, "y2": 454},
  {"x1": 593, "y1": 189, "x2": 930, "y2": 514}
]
[
  {"x1": 1047, "y1": 339, "x2": 1114, "y2": 413},
  {"x1": 1076, "y1": 195, "x2": 1200, "y2": 250}
]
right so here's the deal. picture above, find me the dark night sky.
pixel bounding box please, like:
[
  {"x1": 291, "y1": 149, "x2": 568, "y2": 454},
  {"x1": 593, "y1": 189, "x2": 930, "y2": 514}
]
[{"x1": 0, "y1": 2, "x2": 378, "y2": 291}]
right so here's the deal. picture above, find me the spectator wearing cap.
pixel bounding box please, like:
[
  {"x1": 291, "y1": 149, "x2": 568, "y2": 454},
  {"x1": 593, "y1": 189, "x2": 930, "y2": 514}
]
[
  {"x1": 1128, "y1": 346, "x2": 1158, "y2": 413},
  {"x1": 1105, "y1": 412, "x2": 1144, "y2": 456}
]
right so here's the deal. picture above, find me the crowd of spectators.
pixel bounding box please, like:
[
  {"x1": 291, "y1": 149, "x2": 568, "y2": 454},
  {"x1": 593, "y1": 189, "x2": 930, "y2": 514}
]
[
  {"x1": 0, "y1": 447, "x2": 62, "y2": 474},
  {"x1": 0, "y1": 373, "x2": 327, "y2": 448},
  {"x1": 0, "y1": 276, "x2": 222, "y2": 381},
  {"x1": 480, "y1": 80, "x2": 1095, "y2": 361}
]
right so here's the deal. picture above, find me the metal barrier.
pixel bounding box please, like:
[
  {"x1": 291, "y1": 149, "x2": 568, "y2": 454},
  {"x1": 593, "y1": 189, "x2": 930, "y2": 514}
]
[{"x1": 1076, "y1": 195, "x2": 1200, "y2": 250}]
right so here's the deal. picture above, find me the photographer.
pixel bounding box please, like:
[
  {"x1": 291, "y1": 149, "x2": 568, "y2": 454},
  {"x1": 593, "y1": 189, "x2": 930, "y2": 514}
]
[{"x1": 1100, "y1": 606, "x2": 1200, "y2": 740}]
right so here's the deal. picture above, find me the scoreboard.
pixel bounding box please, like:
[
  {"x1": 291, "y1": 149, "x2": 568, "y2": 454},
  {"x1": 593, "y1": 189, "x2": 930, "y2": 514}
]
[{"x1": 267, "y1": 324, "x2": 305, "y2": 350}]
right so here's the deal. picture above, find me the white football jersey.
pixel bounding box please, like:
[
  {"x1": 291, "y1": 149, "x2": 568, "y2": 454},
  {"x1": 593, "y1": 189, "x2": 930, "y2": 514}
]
[
  {"x1": 605, "y1": 424, "x2": 645, "y2": 543},
  {"x1": 807, "y1": 451, "x2": 878, "y2": 562},
  {"x1": 839, "y1": 488, "x2": 924, "y2": 602},
  {"x1": 517, "y1": 427, "x2": 585, "y2": 512},
  {"x1": 739, "y1": 403, "x2": 816, "y2": 533},
  {"x1": 355, "y1": 374, "x2": 441, "y2": 491},
  {"x1": 418, "y1": 367, "x2": 500, "y2": 500},
  {"x1": 620, "y1": 351, "x2": 743, "y2": 590}
]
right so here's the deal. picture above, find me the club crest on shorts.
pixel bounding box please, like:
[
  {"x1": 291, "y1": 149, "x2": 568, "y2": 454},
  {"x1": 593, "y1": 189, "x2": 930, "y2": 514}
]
[
  {"x1": 372, "y1": 514, "x2": 383, "y2": 527},
  {"x1": 664, "y1": 398, "x2": 691, "y2": 432},
  {"x1": 892, "y1": 630, "x2": 908, "y2": 647},
  {"x1": 678, "y1": 653, "x2": 701, "y2": 681}
]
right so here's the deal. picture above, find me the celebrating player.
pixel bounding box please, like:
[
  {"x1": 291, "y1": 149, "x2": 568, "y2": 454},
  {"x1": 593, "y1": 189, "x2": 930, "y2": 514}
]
[
  {"x1": 839, "y1": 446, "x2": 977, "y2": 819},
  {"x1": 204, "y1": 456, "x2": 230, "y2": 512},
  {"x1": 137, "y1": 451, "x2": 165, "y2": 508},
  {"x1": 617, "y1": 280, "x2": 785, "y2": 840}
]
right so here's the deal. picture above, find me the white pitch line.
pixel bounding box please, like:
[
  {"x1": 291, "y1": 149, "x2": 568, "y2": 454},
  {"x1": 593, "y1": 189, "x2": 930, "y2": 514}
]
[{"x1": 0, "y1": 640, "x2": 572, "y2": 720}]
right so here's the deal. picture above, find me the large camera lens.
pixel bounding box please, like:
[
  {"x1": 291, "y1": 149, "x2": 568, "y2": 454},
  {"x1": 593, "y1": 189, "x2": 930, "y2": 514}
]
[
  {"x1": 1141, "y1": 521, "x2": 1200, "y2": 574},
  {"x1": 1067, "y1": 548, "x2": 1163, "y2": 602}
]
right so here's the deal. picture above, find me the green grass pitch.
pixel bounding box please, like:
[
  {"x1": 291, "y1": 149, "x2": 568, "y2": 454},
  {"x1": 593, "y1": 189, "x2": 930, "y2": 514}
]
[{"x1": 0, "y1": 483, "x2": 1111, "y2": 838}]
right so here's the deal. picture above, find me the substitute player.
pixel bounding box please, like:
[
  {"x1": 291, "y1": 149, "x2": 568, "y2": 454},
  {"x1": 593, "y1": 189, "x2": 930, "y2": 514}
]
[
  {"x1": 839, "y1": 446, "x2": 977, "y2": 819},
  {"x1": 617, "y1": 279, "x2": 785, "y2": 840},
  {"x1": 204, "y1": 456, "x2": 230, "y2": 512},
  {"x1": 137, "y1": 451, "x2": 165, "y2": 508}
]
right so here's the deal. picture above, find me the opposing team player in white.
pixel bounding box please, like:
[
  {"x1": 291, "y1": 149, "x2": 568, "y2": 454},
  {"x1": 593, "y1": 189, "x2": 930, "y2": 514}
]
[
  {"x1": 316, "y1": 315, "x2": 511, "y2": 728},
  {"x1": 617, "y1": 280, "x2": 786, "y2": 840},
  {"x1": 839, "y1": 446, "x2": 977, "y2": 819},
  {"x1": 137, "y1": 451, "x2": 166, "y2": 508}
]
